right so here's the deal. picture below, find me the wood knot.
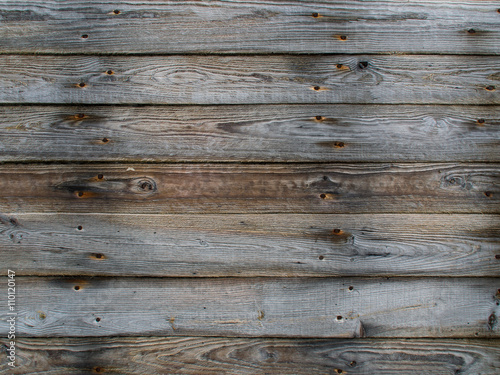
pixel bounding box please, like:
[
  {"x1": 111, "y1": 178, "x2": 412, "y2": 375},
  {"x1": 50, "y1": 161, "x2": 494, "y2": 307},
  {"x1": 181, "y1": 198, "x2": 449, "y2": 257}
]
[
  {"x1": 358, "y1": 61, "x2": 369, "y2": 69},
  {"x1": 138, "y1": 179, "x2": 155, "y2": 191},
  {"x1": 90, "y1": 253, "x2": 106, "y2": 260}
]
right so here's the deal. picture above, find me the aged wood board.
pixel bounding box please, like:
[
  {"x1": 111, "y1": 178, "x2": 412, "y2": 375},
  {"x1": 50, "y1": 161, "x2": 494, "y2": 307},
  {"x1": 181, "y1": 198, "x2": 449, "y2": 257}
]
[
  {"x1": 0, "y1": 213, "x2": 498, "y2": 277},
  {"x1": 1, "y1": 337, "x2": 499, "y2": 375},
  {"x1": 0, "y1": 105, "x2": 498, "y2": 163},
  {"x1": 0, "y1": 0, "x2": 499, "y2": 54},
  {"x1": 0, "y1": 277, "x2": 498, "y2": 338}
]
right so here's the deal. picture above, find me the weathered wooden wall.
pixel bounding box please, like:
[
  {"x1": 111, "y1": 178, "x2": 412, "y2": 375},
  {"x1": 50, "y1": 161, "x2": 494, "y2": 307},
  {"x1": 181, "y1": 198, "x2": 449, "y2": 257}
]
[{"x1": 0, "y1": 1, "x2": 499, "y2": 374}]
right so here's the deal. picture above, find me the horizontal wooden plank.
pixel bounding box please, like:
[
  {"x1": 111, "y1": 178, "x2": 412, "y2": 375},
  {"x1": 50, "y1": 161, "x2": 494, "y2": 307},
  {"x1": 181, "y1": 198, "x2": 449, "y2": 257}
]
[
  {"x1": 0, "y1": 55, "x2": 499, "y2": 105},
  {"x1": 0, "y1": 1, "x2": 499, "y2": 54},
  {"x1": 0, "y1": 164, "x2": 498, "y2": 214},
  {"x1": 0, "y1": 277, "x2": 498, "y2": 338},
  {"x1": 1, "y1": 214, "x2": 499, "y2": 277},
  {"x1": 1, "y1": 105, "x2": 499, "y2": 162},
  {"x1": 1, "y1": 337, "x2": 499, "y2": 375}
]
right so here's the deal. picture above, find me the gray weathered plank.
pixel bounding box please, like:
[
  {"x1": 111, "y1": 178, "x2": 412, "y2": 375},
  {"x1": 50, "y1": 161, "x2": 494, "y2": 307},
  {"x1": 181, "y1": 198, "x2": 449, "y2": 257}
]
[
  {"x1": 1, "y1": 105, "x2": 499, "y2": 162},
  {"x1": 1, "y1": 213, "x2": 499, "y2": 277},
  {"x1": 0, "y1": 55, "x2": 499, "y2": 104},
  {"x1": 0, "y1": 277, "x2": 498, "y2": 338},
  {"x1": 0, "y1": 1, "x2": 499, "y2": 54},
  {"x1": 1, "y1": 337, "x2": 499, "y2": 375},
  {"x1": 0, "y1": 164, "x2": 497, "y2": 214}
]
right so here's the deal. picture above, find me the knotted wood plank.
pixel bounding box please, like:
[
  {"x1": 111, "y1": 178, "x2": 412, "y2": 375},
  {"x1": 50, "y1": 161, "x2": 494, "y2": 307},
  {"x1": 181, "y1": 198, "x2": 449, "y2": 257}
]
[
  {"x1": 1, "y1": 337, "x2": 499, "y2": 375},
  {"x1": 0, "y1": 55, "x2": 499, "y2": 104},
  {"x1": 0, "y1": 0, "x2": 499, "y2": 54},
  {"x1": 0, "y1": 164, "x2": 497, "y2": 214},
  {"x1": 0, "y1": 105, "x2": 499, "y2": 162},
  {"x1": 0, "y1": 277, "x2": 498, "y2": 338},
  {"x1": 1, "y1": 213, "x2": 498, "y2": 277}
]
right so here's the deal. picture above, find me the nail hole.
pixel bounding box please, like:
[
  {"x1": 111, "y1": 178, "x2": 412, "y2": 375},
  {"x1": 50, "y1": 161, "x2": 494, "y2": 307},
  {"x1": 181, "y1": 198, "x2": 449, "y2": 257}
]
[
  {"x1": 497, "y1": 9, "x2": 500, "y2": 13},
  {"x1": 102, "y1": 137, "x2": 109, "y2": 143},
  {"x1": 94, "y1": 367, "x2": 103, "y2": 373},
  {"x1": 337, "y1": 315, "x2": 343, "y2": 320},
  {"x1": 78, "y1": 82, "x2": 86, "y2": 88},
  {"x1": 113, "y1": 9, "x2": 120, "y2": 15},
  {"x1": 312, "y1": 12, "x2": 319, "y2": 18},
  {"x1": 358, "y1": 61, "x2": 369, "y2": 69},
  {"x1": 315, "y1": 115, "x2": 323, "y2": 121},
  {"x1": 334, "y1": 141, "x2": 345, "y2": 148},
  {"x1": 97, "y1": 174, "x2": 104, "y2": 180},
  {"x1": 319, "y1": 255, "x2": 325, "y2": 260},
  {"x1": 333, "y1": 228, "x2": 341, "y2": 234},
  {"x1": 320, "y1": 193, "x2": 327, "y2": 199},
  {"x1": 486, "y1": 85, "x2": 496, "y2": 91},
  {"x1": 313, "y1": 86, "x2": 321, "y2": 91},
  {"x1": 323, "y1": 176, "x2": 328, "y2": 181},
  {"x1": 484, "y1": 191, "x2": 492, "y2": 197},
  {"x1": 74, "y1": 285, "x2": 81, "y2": 291},
  {"x1": 339, "y1": 35, "x2": 347, "y2": 40},
  {"x1": 348, "y1": 286, "x2": 354, "y2": 291},
  {"x1": 95, "y1": 317, "x2": 101, "y2": 322},
  {"x1": 77, "y1": 225, "x2": 83, "y2": 231},
  {"x1": 467, "y1": 28, "x2": 476, "y2": 34},
  {"x1": 77, "y1": 192, "x2": 84, "y2": 197},
  {"x1": 495, "y1": 254, "x2": 500, "y2": 259},
  {"x1": 106, "y1": 70, "x2": 114, "y2": 75},
  {"x1": 93, "y1": 253, "x2": 104, "y2": 259},
  {"x1": 335, "y1": 370, "x2": 343, "y2": 374},
  {"x1": 81, "y1": 34, "x2": 89, "y2": 39},
  {"x1": 76, "y1": 113, "x2": 85, "y2": 119},
  {"x1": 477, "y1": 118, "x2": 485, "y2": 124},
  {"x1": 350, "y1": 361, "x2": 357, "y2": 367},
  {"x1": 336, "y1": 64, "x2": 343, "y2": 69}
]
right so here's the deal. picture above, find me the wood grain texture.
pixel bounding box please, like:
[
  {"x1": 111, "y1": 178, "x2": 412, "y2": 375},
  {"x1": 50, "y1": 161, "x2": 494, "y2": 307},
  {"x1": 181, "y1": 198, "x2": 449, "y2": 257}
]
[
  {"x1": 1, "y1": 213, "x2": 499, "y2": 277},
  {"x1": 0, "y1": 1, "x2": 499, "y2": 54},
  {"x1": 0, "y1": 163, "x2": 497, "y2": 214},
  {"x1": 0, "y1": 105, "x2": 499, "y2": 162},
  {"x1": 0, "y1": 55, "x2": 499, "y2": 104},
  {"x1": 1, "y1": 337, "x2": 499, "y2": 375},
  {"x1": 0, "y1": 277, "x2": 498, "y2": 338}
]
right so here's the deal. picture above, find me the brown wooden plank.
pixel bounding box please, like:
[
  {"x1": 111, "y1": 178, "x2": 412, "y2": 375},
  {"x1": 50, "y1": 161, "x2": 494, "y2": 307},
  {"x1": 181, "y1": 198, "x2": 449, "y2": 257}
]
[
  {"x1": 0, "y1": 163, "x2": 497, "y2": 214},
  {"x1": 1, "y1": 337, "x2": 499, "y2": 375},
  {"x1": 0, "y1": 55, "x2": 499, "y2": 105},
  {"x1": 1, "y1": 213, "x2": 499, "y2": 277},
  {"x1": 1, "y1": 105, "x2": 499, "y2": 163},
  {"x1": 0, "y1": 1, "x2": 499, "y2": 54},
  {"x1": 0, "y1": 277, "x2": 498, "y2": 338}
]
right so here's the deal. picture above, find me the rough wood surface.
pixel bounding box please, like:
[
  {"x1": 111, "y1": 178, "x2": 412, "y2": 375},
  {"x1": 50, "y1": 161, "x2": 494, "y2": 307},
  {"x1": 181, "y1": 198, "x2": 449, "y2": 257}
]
[
  {"x1": 1, "y1": 105, "x2": 499, "y2": 162},
  {"x1": 1, "y1": 214, "x2": 498, "y2": 277},
  {"x1": 0, "y1": 163, "x2": 497, "y2": 214},
  {"x1": 1, "y1": 337, "x2": 499, "y2": 375},
  {"x1": 0, "y1": 1, "x2": 499, "y2": 54},
  {"x1": 0, "y1": 277, "x2": 498, "y2": 338},
  {"x1": 0, "y1": 55, "x2": 499, "y2": 104}
]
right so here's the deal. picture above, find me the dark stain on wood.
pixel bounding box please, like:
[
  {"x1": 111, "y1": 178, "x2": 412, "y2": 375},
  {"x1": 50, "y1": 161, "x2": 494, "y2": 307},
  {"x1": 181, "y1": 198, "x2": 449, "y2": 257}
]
[{"x1": 54, "y1": 176, "x2": 158, "y2": 198}]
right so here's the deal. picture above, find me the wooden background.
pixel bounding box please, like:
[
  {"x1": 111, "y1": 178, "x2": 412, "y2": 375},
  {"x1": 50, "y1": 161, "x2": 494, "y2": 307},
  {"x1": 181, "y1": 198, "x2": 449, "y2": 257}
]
[{"x1": 0, "y1": 1, "x2": 499, "y2": 374}]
